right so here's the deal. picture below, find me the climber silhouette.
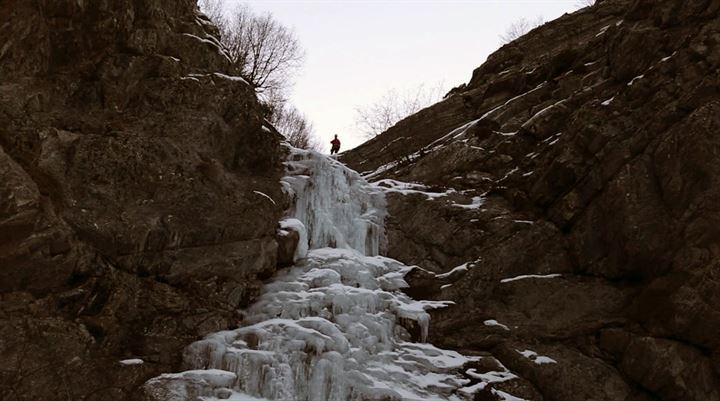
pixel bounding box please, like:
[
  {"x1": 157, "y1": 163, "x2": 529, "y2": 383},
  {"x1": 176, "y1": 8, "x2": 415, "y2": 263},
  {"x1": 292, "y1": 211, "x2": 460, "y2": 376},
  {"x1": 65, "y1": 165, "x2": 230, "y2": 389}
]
[{"x1": 330, "y1": 134, "x2": 341, "y2": 155}]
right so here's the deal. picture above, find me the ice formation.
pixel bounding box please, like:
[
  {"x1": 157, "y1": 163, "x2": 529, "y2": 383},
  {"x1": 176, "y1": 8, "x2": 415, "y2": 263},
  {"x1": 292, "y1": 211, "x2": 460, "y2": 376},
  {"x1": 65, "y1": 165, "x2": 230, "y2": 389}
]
[
  {"x1": 144, "y1": 147, "x2": 515, "y2": 400},
  {"x1": 282, "y1": 147, "x2": 386, "y2": 256}
]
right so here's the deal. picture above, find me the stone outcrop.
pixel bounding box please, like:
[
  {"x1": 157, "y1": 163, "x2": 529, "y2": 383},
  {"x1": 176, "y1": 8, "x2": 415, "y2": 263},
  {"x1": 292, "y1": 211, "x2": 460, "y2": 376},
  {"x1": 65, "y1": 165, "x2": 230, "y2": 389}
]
[
  {"x1": 0, "y1": 1, "x2": 284, "y2": 400},
  {"x1": 344, "y1": 0, "x2": 720, "y2": 399}
]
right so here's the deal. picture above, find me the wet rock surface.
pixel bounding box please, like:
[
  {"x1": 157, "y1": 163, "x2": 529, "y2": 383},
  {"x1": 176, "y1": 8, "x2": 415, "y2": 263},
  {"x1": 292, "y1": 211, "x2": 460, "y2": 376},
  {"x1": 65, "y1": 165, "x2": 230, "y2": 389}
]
[
  {"x1": 344, "y1": 0, "x2": 720, "y2": 399},
  {"x1": 0, "y1": 1, "x2": 284, "y2": 399}
]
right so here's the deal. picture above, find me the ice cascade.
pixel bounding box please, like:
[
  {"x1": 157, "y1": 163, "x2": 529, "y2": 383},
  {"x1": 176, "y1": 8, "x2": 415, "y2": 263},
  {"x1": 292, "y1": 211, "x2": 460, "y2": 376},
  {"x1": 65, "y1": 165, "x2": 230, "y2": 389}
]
[
  {"x1": 281, "y1": 147, "x2": 386, "y2": 257},
  {"x1": 143, "y1": 148, "x2": 501, "y2": 401}
]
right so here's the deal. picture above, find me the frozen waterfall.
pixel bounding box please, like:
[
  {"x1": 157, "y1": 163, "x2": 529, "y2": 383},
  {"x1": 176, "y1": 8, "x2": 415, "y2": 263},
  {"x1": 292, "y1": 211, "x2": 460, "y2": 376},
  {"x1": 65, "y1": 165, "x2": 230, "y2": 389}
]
[
  {"x1": 144, "y1": 147, "x2": 500, "y2": 401},
  {"x1": 281, "y1": 147, "x2": 386, "y2": 257}
]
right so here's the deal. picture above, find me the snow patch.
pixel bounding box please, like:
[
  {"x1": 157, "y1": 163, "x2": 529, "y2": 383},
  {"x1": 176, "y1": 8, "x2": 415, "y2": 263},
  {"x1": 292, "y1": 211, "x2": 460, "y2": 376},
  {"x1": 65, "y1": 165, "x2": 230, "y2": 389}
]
[
  {"x1": 595, "y1": 25, "x2": 611, "y2": 37},
  {"x1": 181, "y1": 33, "x2": 232, "y2": 62},
  {"x1": 253, "y1": 191, "x2": 276, "y2": 205},
  {"x1": 661, "y1": 51, "x2": 677, "y2": 62},
  {"x1": 627, "y1": 75, "x2": 645, "y2": 86},
  {"x1": 517, "y1": 349, "x2": 558, "y2": 365},
  {"x1": 500, "y1": 274, "x2": 562, "y2": 283},
  {"x1": 279, "y1": 218, "x2": 308, "y2": 261},
  {"x1": 522, "y1": 99, "x2": 567, "y2": 130},
  {"x1": 435, "y1": 262, "x2": 471, "y2": 279},
  {"x1": 374, "y1": 179, "x2": 456, "y2": 200},
  {"x1": 452, "y1": 196, "x2": 485, "y2": 210},
  {"x1": 213, "y1": 72, "x2": 249, "y2": 85},
  {"x1": 494, "y1": 388, "x2": 529, "y2": 401},
  {"x1": 483, "y1": 320, "x2": 510, "y2": 331}
]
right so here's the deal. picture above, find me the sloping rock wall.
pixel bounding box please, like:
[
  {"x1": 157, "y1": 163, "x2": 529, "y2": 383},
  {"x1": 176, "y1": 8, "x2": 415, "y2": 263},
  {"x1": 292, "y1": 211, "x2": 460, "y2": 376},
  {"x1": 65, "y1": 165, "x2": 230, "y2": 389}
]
[
  {"x1": 0, "y1": 1, "x2": 284, "y2": 399},
  {"x1": 344, "y1": 0, "x2": 720, "y2": 399}
]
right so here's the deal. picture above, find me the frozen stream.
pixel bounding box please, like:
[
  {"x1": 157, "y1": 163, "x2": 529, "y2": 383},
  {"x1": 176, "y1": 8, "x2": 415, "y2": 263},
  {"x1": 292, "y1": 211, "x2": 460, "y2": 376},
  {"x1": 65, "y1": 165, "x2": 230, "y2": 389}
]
[{"x1": 144, "y1": 148, "x2": 510, "y2": 401}]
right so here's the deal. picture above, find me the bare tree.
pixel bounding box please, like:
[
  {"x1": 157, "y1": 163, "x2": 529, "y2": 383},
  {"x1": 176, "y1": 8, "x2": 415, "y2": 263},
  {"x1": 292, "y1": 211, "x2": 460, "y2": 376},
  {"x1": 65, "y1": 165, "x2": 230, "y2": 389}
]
[
  {"x1": 197, "y1": 1, "x2": 314, "y2": 145},
  {"x1": 576, "y1": 0, "x2": 596, "y2": 8},
  {"x1": 499, "y1": 17, "x2": 545, "y2": 44},
  {"x1": 198, "y1": 0, "x2": 226, "y2": 27},
  {"x1": 202, "y1": 4, "x2": 305, "y2": 95},
  {"x1": 271, "y1": 103, "x2": 321, "y2": 151},
  {"x1": 354, "y1": 83, "x2": 447, "y2": 138}
]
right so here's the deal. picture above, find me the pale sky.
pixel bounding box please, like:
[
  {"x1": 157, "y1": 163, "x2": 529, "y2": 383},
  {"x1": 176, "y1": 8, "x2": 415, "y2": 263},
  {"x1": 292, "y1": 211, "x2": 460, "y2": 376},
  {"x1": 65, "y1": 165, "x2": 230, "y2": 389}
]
[{"x1": 220, "y1": 1, "x2": 581, "y2": 151}]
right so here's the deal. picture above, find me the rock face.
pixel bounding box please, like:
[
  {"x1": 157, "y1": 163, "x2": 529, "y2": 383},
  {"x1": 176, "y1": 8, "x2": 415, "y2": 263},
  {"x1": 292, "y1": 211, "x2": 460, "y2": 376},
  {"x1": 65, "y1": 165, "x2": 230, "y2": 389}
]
[
  {"x1": 0, "y1": 1, "x2": 284, "y2": 400},
  {"x1": 344, "y1": 0, "x2": 720, "y2": 399}
]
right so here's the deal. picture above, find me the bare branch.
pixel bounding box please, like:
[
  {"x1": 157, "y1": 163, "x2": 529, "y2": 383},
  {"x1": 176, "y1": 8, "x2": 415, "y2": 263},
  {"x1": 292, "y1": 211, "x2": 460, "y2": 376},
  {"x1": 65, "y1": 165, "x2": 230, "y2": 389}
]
[
  {"x1": 271, "y1": 102, "x2": 321, "y2": 151},
  {"x1": 198, "y1": 2, "x2": 305, "y2": 96},
  {"x1": 354, "y1": 82, "x2": 447, "y2": 138},
  {"x1": 197, "y1": 0, "x2": 225, "y2": 26},
  {"x1": 499, "y1": 17, "x2": 545, "y2": 44}
]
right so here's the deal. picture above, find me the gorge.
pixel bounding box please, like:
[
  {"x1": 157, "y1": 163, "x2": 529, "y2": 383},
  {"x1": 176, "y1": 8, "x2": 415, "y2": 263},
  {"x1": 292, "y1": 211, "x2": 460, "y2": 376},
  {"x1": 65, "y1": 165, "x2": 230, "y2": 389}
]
[{"x1": 2, "y1": 0, "x2": 720, "y2": 400}]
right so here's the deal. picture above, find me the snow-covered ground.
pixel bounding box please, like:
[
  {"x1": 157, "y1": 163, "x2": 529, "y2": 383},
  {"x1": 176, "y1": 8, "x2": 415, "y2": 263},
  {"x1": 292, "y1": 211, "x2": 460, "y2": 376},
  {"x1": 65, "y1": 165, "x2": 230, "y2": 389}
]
[{"x1": 144, "y1": 146, "x2": 522, "y2": 401}]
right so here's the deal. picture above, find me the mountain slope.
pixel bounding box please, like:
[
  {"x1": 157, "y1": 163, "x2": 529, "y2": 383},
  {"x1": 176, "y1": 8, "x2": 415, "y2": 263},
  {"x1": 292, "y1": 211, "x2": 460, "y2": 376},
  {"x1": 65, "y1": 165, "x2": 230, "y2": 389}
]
[{"x1": 343, "y1": 0, "x2": 720, "y2": 399}]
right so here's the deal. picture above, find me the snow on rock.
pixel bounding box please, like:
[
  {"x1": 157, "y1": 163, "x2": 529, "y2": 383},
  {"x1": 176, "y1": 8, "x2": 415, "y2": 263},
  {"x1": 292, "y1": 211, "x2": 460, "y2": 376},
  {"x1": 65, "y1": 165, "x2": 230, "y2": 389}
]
[
  {"x1": 480, "y1": 83, "x2": 546, "y2": 121},
  {"x1": 181, "y1": 33, "x2": 232, "y2": 62},
  {"x1": 516, "y1": 349, "x2": 558, "y2": 365},
  {"x1": 466, "y1": 367, "x2": 517, "y2": 383},
  {"x1": 627, "y1": 75, "x2": 645, "y2": 86},
  {"x1": 202, "y1": 392, "x2": 269, "y2": 401},
  {"x1": 483, "y1": 320, "x2": 510, "y2": 331},
  {"x1": 279, "y1": 218, "x2": 308, "y2": 261},
  {"x1": 435, "y1": 262, "x2": 472, "y2": 279},
  {"x1": 253, "y1": 191, "x2": 276, "y2": 205},
  {"x1": 374, "y1": 179, "x2": 456, "y2": 200},
  {"x1": 452, "y1": 196, "x2": 485, "y2": 210},
  {"x1": 521, "y1": 99, "x2": 567, "y2": 131},
  {"x1": 282, "y1": 146, "x2": 386, "y2": 256},
  {"x1": 595, "y1": 24, "x2": 611, "y2": 37},
  {"x1": 661, "y1": 51, "x2": 677, "y2": 62},
  {"x1": 144, "y1": 370, "x2": 238, "y2": 401},
  {"x1": 458, "y1": 363, "x2": 519, "y2": 397},
  {"x1": 493, "y1": 389, "x2": 529, "y2": 401},
  {"x1": 500, "y1": 273, "x2": 562, "y2": 283},
  {"x1": 213, "y1": 72, "x2": 250, "y2": 85},
  {"x1": 119, "y1": 358, "x2": 144, "y2": 366}
]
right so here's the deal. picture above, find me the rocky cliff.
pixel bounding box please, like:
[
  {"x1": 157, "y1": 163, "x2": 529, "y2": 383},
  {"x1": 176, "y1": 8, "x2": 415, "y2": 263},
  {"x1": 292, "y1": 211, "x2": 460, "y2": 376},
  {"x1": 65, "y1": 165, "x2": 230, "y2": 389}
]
[
  {"x1": 0, "y1": 1, "x2": 285, "y2": 400},
  {"x1": 344, "y1": 0, "x2": 720, "y2": 399}
]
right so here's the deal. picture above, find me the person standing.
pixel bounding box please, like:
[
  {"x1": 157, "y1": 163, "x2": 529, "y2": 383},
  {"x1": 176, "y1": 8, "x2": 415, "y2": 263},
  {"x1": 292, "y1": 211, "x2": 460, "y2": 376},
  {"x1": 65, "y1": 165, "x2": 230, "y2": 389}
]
[{"x1": 330, "y1": 134, "x2": 341, "y2": 155}]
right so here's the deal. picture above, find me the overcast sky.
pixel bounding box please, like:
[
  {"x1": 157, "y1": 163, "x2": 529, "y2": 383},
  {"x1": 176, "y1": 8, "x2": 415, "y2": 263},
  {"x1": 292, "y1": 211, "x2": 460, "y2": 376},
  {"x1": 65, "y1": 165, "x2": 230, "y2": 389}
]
[{"x1": 219, "y1": 1, "x2": 582, "y2": 151}]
